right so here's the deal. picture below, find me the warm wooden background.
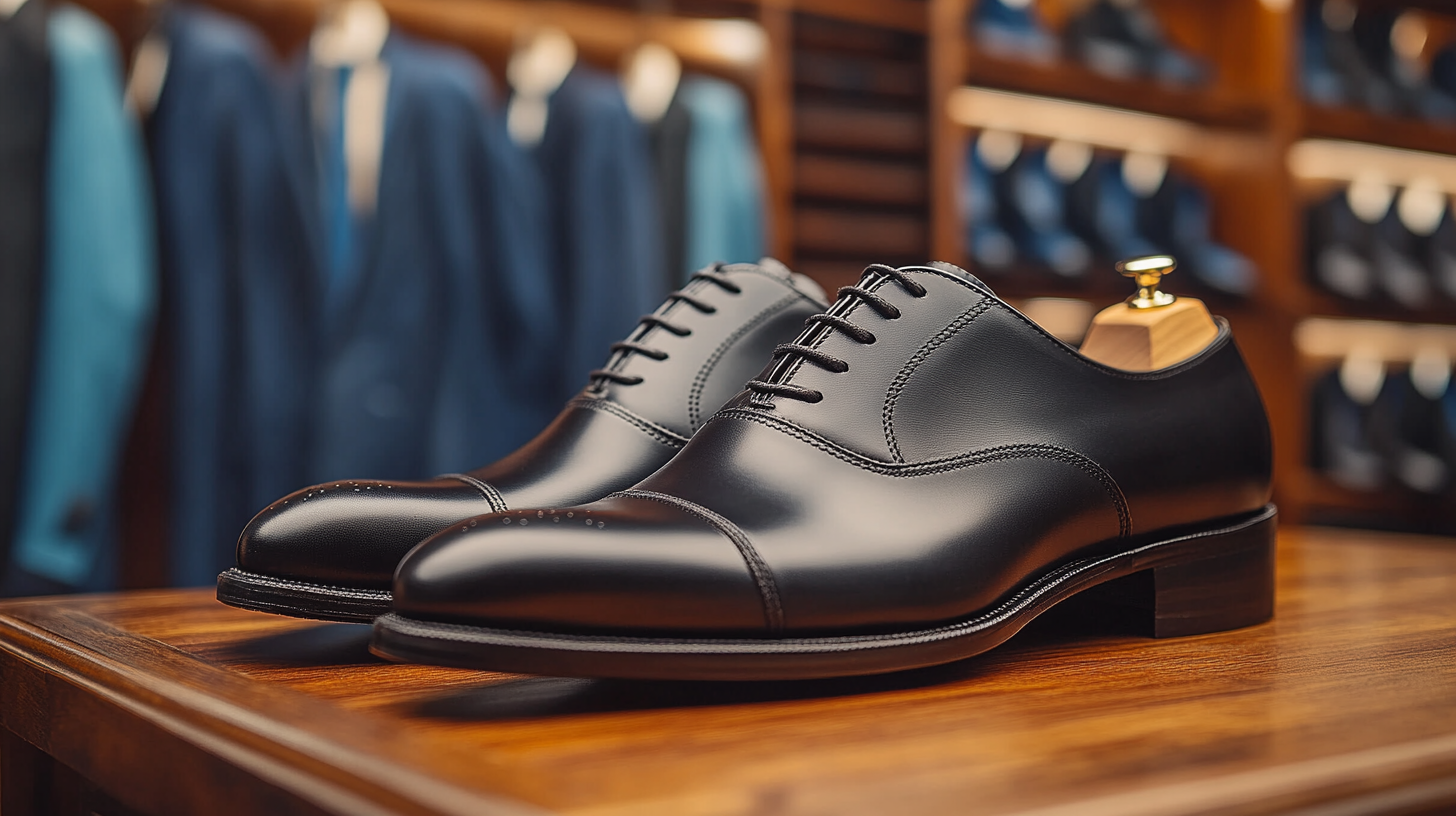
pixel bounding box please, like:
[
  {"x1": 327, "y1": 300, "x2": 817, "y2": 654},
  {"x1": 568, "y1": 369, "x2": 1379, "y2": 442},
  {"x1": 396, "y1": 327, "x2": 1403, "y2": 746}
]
[{"x1": 1, "y1": 526, "x2": 1454, "y2": 816}]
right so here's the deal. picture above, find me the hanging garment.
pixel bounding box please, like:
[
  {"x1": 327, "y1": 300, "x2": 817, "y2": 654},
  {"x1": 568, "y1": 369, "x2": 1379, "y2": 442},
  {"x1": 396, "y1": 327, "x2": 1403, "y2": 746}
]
[
  {"x1": 0, "y1": 0, "x2": 50, "y2": 582},
  {"x1": 648, "y1": 83, "x2": 691, "y2": 290},
  {"x1": 285, "y1": 32, "x2": 558, "y2": 483},
  {"x1": 532, "y1": 64, "x2": 664, "y2": 405},
  {"x1": 10, "y1": 3, "x2": 157, "y2": 588},
  {"x1": 678, "y1": 75, "x2": 766, "y2": 281},
  {"x1": 150, "y1": 3, "x2": 318, "y2": 586}
]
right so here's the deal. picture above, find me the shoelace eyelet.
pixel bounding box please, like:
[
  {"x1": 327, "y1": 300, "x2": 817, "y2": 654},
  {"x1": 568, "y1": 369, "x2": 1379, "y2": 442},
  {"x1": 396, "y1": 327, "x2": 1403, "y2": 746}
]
[
  {"x1": 587, "y1": 264, "x2": 737, "y2": 388},
  {"x1": 746, "y1": 264, "x2": 922, "y2": 405}
]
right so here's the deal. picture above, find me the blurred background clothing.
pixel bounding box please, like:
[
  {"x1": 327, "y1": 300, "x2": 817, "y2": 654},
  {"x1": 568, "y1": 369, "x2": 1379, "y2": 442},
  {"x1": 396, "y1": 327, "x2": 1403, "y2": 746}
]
[
  {"x1": 0, "y1": 0, "x2": 52, "y2": 590},
  {"x1": 7, "y1": 3, "x2": 155, "y2": 593},
  {"x1": 0, "y1": 0, "x2": 768, "y2": 591},
  {"x1": 8, "y1": 0, "x2": 1456, "y2": 594},
  {"x1": 148, "y1": 2, "x2": 315, "y2": 587}
]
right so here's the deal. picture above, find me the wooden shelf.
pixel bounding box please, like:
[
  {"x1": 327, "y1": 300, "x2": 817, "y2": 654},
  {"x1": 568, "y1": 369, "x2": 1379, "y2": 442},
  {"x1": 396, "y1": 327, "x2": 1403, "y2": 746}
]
[
  {"x1": 1304, "y1": 289, "x2": 1456, "y2": 330},
  {"x1": 1301, "y1": 474, "x2": 1456, "y2": 535},
  {"x1": 7, "y1": 530, "x2": 1456, "y2": 816},
  {"x1": 1302, "y1": 103, "x2": 1456, "y2": 158},
  {"x1": 965, "y1": 51, "x2": 1270, "y2": 130}
]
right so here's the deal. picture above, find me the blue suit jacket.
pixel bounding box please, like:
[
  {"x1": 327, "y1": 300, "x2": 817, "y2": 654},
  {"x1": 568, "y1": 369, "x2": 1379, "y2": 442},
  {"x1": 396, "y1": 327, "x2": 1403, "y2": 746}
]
[
  {"x1": 533, "y1": 64, "x2": 665, "y2": 404},
  {"x1": 679, "y1": 75, "x2": 765, "y2": 278},
  {"x1": 149, "y1": 3, "x2": 317, "y2": 586},
  {"x1": 285, "y1": 33, "x2": 558, "y2": 483},
  {"x1": 11, "y1": 4, "x2": 157, "y2": 588}
]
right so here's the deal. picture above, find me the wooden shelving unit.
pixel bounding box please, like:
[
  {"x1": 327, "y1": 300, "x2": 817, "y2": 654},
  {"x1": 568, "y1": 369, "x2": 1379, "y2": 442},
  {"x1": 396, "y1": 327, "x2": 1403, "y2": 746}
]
[
  {"x1": 965, "y1": 51, "x2": 1270, "y2": 128},
  {"x1": 1302, "y1": 104, "x2": 1456, "y2": 156},
  {"x1": 929, "y1": 0, "x2": 1456, "y2": 529}
]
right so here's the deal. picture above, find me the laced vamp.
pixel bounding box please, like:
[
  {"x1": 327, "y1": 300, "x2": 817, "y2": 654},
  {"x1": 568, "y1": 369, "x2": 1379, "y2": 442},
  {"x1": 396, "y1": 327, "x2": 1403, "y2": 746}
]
[
  {"x1": 747, "y1": 264, "x2": 926, "y2": 404},
  {"x1": 589, "y1": 265, "x2": 743, "y2": 388}
]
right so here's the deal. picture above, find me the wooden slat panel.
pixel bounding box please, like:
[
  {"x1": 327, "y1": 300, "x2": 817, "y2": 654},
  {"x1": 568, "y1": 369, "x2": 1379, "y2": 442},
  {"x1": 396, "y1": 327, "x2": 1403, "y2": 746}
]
[
  {"x1": 795, "y1": 154, "x2": 927, "y2": 206},
  {"x1": 795, "y1": 103, "x2": 927, "y2": 154},
  {"x1": 795, "y1": 208, "x2": 928, "y2": 255}
]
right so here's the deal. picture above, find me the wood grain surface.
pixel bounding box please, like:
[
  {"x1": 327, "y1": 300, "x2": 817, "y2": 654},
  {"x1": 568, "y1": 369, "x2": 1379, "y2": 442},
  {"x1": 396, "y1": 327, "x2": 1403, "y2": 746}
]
[{"x1": 1, "y1": 527, "x2": 1454, "y2": 816}]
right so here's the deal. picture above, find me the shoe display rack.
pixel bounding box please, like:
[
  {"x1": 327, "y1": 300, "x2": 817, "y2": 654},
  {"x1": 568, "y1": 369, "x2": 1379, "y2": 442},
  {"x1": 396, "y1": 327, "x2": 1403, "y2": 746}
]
[{"x1": 928, "y1": 0, "x2": 1456, "y2": 532}]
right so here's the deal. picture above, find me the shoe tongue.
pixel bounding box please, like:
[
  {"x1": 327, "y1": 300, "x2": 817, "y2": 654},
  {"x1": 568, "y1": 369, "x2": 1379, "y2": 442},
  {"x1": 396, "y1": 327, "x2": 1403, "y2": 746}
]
[{"x1": 924, "y1": 261, "x2": 993, "y2": 294}]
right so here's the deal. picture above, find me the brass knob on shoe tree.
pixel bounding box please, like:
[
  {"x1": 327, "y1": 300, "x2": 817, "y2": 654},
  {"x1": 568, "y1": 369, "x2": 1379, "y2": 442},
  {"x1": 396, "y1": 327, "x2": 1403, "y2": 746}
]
[{"x1": 1116, "y1": 255, "x2": 1177, "y2": 309}]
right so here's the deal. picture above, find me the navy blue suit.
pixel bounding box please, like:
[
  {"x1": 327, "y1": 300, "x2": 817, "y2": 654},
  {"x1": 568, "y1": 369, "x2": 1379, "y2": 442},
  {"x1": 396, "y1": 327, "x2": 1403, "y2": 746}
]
[
  {"x1": 149, "y1": 3, "x2": 317, "y2": 586},
  {"x1": 532, "y1": 64, "x2": 664, "y2": 404},
  {"x1": 283, "y1": 33, "x2": 558, "y2": 484}
]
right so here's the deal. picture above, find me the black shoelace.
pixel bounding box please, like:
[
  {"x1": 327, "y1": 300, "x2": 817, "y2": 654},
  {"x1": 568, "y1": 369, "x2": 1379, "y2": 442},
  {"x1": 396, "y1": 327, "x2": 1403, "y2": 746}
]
[
  {"x1": 747, "y1": 263, "x2": 926, "y2": 404},
  {"x1": 589, "y1": 265, "x2": 743, "y2": 388}
]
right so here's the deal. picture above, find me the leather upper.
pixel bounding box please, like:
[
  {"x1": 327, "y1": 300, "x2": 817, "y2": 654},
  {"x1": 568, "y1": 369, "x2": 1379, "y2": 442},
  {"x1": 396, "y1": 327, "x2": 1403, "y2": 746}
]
[
  {"x1": 234, "y1": 261, "x2": 827, "y2": 587},
  {"x1": 393, "y1": 263, "x2": 1273, "y2": 635}
]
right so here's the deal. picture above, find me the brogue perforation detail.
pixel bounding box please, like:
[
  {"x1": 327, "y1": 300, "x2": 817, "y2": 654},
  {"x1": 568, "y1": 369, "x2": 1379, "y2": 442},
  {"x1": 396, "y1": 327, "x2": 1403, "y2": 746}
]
[
  {"x1": 717, "y1": 408, "x2": 1131, "y2": 537},
  {"x1": 610, "y1": 489, "x2": 785, "y2": 632},
  {"x1": 883, "y1": 298, "x2": 994, "y2": 462},
  {"x1": 443, "y1": 473, "x2": 508, "y2": 513}
]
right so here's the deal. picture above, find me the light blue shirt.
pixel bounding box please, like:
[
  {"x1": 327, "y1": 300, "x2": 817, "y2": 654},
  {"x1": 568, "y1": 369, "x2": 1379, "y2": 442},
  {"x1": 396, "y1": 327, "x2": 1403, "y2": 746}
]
[{"x1": 13, "y1": 4, "x2": 157, "y2": 586}]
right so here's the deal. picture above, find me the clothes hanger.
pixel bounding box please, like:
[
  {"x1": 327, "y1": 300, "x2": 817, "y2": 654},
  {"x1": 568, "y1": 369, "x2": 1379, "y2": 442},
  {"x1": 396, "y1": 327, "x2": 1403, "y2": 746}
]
[
  {"x1": 506, "y1": 25, "x2": 577, "y2": 147},
  {"x1": 621, "y1": 0, "x2": 681, "y2": 125},
  {"x1": 621, "y1": 41, "x2": 681, "y2": 124},
  {"x1": 123, "y1": 0, "x2": 171, "y2": 118}
]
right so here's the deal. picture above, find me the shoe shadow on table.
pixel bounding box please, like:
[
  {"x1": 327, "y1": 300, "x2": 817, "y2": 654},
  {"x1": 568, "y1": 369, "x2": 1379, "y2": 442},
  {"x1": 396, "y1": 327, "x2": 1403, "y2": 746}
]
[
  {"x1": 401, "y1": 591, "x2": 1149, "y2": 722},
  {"x1": 221, "y1": 623, "x2": 377, "y2": 667}
]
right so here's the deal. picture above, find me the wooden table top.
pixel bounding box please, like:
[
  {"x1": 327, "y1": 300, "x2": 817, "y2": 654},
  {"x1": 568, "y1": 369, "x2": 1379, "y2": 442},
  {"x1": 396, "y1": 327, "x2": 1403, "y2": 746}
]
[{"x1": 1, "y1": 526, "x2": 1454, "y2": 816}]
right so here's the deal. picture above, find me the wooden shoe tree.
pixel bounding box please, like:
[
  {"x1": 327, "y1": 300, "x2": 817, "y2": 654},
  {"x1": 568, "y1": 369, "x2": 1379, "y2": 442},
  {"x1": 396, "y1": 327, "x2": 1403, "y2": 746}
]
[{"x1": 1078, "y1": 255, "x2": 1219, "y2": 372}]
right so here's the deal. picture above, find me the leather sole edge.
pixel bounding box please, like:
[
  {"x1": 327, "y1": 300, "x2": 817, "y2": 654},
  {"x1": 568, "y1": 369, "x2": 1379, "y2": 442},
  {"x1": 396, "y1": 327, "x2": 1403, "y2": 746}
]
[
  {"x1": 368, "y1": 505, "x2": 1278, "y2": 680},
  {"x1": 216, "y1": 568, "x2": 392, "y2": 624}
]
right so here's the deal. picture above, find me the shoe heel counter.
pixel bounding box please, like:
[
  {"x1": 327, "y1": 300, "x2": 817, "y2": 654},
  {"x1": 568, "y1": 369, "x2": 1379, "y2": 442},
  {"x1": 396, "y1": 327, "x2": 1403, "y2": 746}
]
[
  {"x1": 1096, "y1": 506, "x2": 1277, "y2": 638},
  {"x1": 1223, "y1": 332, "x2": 1276, "y2": 504}
]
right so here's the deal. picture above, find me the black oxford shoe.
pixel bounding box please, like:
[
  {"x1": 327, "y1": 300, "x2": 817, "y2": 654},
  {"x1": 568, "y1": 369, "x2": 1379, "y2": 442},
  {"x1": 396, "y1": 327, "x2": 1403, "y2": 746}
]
[
  {"x1": 373, "y1": 262, "x2": 1277, "y2": 680},
  {"x1": 216, "y1": 261, "x2": 826, "y2": 621}
]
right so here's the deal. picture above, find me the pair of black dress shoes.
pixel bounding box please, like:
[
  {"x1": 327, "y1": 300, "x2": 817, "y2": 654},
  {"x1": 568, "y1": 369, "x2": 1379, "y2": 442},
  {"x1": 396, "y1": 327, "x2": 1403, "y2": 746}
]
[{"x1": 218, "y1": 259, "x2": 1276, "y2": 681}]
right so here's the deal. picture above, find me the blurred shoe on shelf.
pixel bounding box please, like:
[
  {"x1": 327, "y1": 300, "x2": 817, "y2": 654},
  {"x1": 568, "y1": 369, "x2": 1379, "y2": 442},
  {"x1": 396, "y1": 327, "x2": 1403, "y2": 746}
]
[
  {"x1": 1371, "y1": 199, "x2": 1435, "y2": 310},
  {"x1": 1133, "y1": 167, "x2": 1257, "y2": 298},
  {"x1": 1430, "y1": 41, "x2": 1456, "y2": 105},
  {"x1": 962, "y1": 132, "x2": 1018, "y2": 275},
  {"x1": 1351, "y1": 8, "x2": 1456, "y2": 122},
  {"x1": 1309, "y1": 353, "x2": 1392, "y2": 492},
  {"x1": 1385, "y1": 349, "x2": 1454, "y2": 495},
  {"x1": 1306, "y1": 187, "x2": 1377, "y2": 301},
  {"x1": 996, "y1": 144, "x2": 1092, "y2": 279},
  {"x1": 969, "y1": 0, "x2": 1057, "y2": 64},
  {"x1": 1397, "y1": 181, "x2": 1456, "y2": 305},
  {"x1": 1063, "y1": 0, "x2": 1208, "y2": 87},
  {"x1": 1301, "y1": 0, "x2": 1397, "y2": 113},
  {"x1": 1065, "y1": 152, "x2": 1159, "y2": 264}
]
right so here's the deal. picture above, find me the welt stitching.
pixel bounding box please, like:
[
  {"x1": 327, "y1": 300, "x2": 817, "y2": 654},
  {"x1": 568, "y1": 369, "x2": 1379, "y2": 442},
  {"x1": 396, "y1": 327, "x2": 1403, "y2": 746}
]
[
  {"x1": 883, "y1": 299, "x2": 993, "y2": 462},
  {"x1": 611, "y1": 489, "x2": 785, "y2": 632},
  {"x1": 688, "y1": 293, "x2": 803, "y2": 431},
  {"x1": 442, "y1": 473, "x2": 508, "y2": 513},
  {"x1": 569, "y1": 398, "x2": 691, "y2": 448},
  {"x1": 225, "y1": 569, "x2": 393, "y2": 599},
  {"x1": 717, "y1": 409, "x2": 1131, "y2": 537}
]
